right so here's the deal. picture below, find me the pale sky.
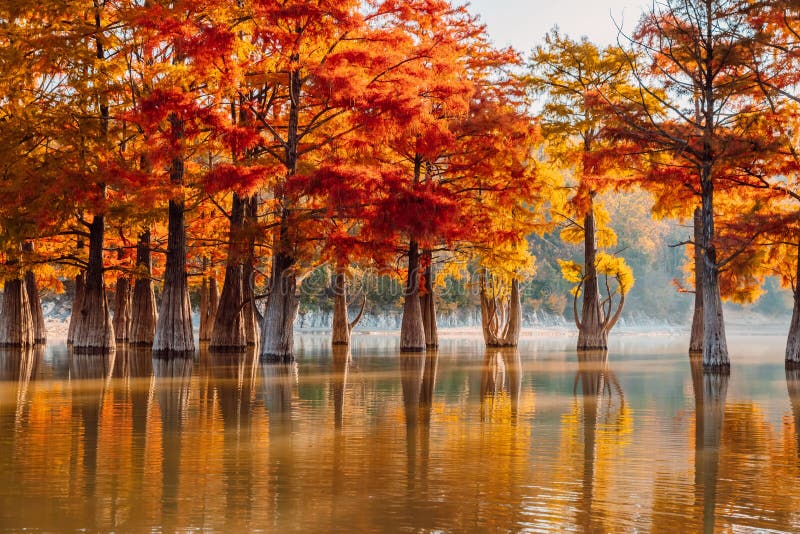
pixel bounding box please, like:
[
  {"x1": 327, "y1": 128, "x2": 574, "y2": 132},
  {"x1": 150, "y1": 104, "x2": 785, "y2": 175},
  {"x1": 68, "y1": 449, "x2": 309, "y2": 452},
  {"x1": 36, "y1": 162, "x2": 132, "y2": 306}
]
[{"x1": 466, "y1": 0, "x2": 649, "y2": 52}]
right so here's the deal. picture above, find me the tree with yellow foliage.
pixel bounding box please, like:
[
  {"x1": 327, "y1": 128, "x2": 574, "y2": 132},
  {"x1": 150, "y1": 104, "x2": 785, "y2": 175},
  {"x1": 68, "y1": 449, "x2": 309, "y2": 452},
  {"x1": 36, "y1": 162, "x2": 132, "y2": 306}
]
[{"x1": 528, "y1": 30, "x2": 637, "y2": 349}]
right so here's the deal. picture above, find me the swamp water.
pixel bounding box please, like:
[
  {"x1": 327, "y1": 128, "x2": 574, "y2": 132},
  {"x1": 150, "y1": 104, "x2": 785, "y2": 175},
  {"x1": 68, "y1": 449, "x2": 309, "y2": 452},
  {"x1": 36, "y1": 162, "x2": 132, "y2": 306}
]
[{"x1": 0, "y1": 332, "x2": 798, "y2": 532}]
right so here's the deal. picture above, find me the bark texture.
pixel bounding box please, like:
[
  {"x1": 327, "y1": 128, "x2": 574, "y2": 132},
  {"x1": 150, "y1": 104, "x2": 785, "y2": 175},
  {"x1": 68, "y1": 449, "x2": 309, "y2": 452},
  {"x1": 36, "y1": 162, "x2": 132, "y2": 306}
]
[
  {"x1": 211, "y1": 265, "x2": 246, "y2": 351},
  {"x1": 67, "y1": 272, "x2": 85, "y2": 345},
  {"x1": 260, "y1": 250, "x2": 298, "y2": 362},
  {"x1": 113, "y1": 277, "x2": 132, "y2": 342},
  {"x1": 243, "y1": 195, "x2": 259, "y2": 346},
  {"x1": 330, "y1": 271, "x2": 366, "y2": 346},
  {"x1": 129, "y1": 230, "x2": 157, "y2": 346},
  {"x1": 24, "y1": 270, "x2": 45, "y2": 345},
  {"x1": 154, "y1": 121, "x2": 193, "y2": 355},
  {"x1": 700, "y1": 178, "x2": 729, "y2": 369},
  {"x1": 420, "y1": 256, "x2": 438, "y2": 348},
  {"x1": 786, "y1": 240, "x2": 800, "y2": 367},
  {"x1": 22, "y1": 243, "x2": 45, "y2": 344},
  {"x1": 400, "y1": 240, "x2": 426, "y2": 352},
  {"x1": 0, "y1": 278, "x2": 34, "y2": 347},
  {"x1": 577, "y1": 209, "x2": 607, "y2": 350},
  {"x1": 480, "y1": 275, "x2": 522, "y2": 347},
  {"x1": 211, "y1": 194, "x2": 247, "y2": 351},
  {"x1": 73, "y1": 215, "x2": 115, "y2": 352},
  {"x1": 198, "y1": 270, "x2": 219, "y2": 342},
  {"x1": 690, "y1": 207, "x2": 704, "y2": 353}
]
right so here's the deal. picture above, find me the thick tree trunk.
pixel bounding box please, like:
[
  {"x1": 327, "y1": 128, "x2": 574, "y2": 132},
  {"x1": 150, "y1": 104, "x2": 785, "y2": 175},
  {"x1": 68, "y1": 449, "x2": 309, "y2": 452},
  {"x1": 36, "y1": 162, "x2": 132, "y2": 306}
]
[
  {"x1": 0, "y1": 278, "x2": 34, "y2": 347},
  {"x1": 786, "y1": 241, "x2": 800, "y2": 367},
  {"x1": 260, "y1": 249, "x2": 298, "y2": 362},
  {"x1": 400, "y1": 240, "x2": 426, "y2": 352},
  {"x1": 243, "y1": 195, "x2": 259, "y2": 346},
  {"x1": 67, "y1": 272, "x2": 85, "y2": 345},
  {"x1": 700, "y1": 180, "x2": 729, "y2": 369},
  {"x1": 211, "y1": 194, "x2": 247, "y2": 350},
  {"x1": 154, "y1": 115, "x2": 193, "y2": 355},
  {"x1": 690, "y1": 207, "x2": 704, "y2": 353},
  {"x1": 198, "y1": 275, "x2": 220, "y2": 342},
  {"x1": 24, "y1": 271, "x2": 45, "y2": 344},
  {"x1": 501, "y1": 279, "x2": 522, "y2": 347},
  {"x1": 331, "y1": 270, "x2": 351, "y2": 346},
  {"x1": 21, "y1": 243, "x2": 45, "y2": 344},
  {"x1": 154, "y1": 198, "x2": 194, "y2": 354},
  {"x1": 577, "y1": 207, "x2": 607, "y2": 350},
  {"x1": 199, "y1": 276, "x2": 211, "y2": 342},
  {"x1": 420, "y1": 255, "x2": 438, "y2": 349},
  {"x1": 73, "y1": 215, "x2": 115, "y2": 352},
  {"x1": 113, "y1": 277, "x2": 132, "y2": 343},
  {"x1": 130, "y1": 230, "x2": 157, "y2": 346},
  {"x1": 211, "y1": 265, "x2": 246, "y2": 351},
  {"x1": 330, "y1": 270, "x2": 366, "y2": 346}
]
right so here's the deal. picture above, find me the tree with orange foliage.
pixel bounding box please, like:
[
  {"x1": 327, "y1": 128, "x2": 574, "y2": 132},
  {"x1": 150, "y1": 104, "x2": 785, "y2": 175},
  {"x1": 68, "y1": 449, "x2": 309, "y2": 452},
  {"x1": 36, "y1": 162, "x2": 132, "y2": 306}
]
[{"x1": 615, "y1": 0, "x2": 784, "y2": 368}]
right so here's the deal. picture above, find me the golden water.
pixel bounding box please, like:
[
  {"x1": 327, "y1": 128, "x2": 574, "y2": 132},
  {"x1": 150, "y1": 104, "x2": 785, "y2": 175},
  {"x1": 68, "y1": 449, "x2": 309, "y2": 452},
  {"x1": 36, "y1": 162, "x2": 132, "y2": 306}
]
[{"x1": 0, "y1": 333, "x2": 798, "y2": 532}]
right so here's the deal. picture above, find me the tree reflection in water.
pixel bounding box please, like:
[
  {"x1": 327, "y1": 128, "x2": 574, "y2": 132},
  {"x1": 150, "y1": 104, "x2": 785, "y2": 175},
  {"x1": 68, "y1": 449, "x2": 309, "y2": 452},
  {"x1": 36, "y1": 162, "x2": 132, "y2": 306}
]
[
  {"x1": 153, "y1": 354, "x2": 192, "y2": 531},
  {"x1": 690, "y1": 354, "x2": 728, "y2": 534},
  {"x1": 573, "y1": 349, "x2": 625, "y2": 533}
]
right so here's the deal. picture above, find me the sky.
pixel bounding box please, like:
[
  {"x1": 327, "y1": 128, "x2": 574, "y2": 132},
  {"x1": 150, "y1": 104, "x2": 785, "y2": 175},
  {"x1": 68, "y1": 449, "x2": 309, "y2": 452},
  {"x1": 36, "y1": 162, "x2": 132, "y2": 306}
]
[{"x1": 465, "y1": 0, "x2": 649, "y2": 52}]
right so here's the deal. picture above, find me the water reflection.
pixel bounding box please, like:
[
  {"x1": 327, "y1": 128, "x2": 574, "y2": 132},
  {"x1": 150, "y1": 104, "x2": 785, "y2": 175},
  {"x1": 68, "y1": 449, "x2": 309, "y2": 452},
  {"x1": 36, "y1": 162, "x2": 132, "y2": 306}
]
[
  {"x1": 573, "y1": 350, "x2": 626, "y2": 532},
  {"x1": 788, "y1": 367, "x2": 800, "y2": 463},
  {"x1": 690, "y1": 355, "x2": 728, "y2": 534},
  {"x1": 481, "y1": 348, "x2": 522, "y2": 421},
  {"x1": 331, "y1": 346, "x2": 350, "y2": 429},
  {"x1": 153, "y1": 354, "x2": 193, "y2": 531},
  {"x1": 2, "y1": 335, "x2": 800, "y2": 531}
]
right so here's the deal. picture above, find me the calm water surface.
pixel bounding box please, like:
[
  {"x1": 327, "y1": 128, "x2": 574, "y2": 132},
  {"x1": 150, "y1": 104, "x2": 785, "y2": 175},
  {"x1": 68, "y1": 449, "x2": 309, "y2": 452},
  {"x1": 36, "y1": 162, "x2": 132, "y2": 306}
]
[{"x1": 0, "y1": 332, "x2": 799, "y2": 532}]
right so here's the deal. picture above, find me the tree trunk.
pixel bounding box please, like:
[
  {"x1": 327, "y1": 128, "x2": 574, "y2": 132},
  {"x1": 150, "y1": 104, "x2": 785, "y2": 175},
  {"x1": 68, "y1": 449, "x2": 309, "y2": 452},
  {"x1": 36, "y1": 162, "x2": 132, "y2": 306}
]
[
  {"x1": 154, "y1": 118, "x2": 194, "y2": 355},
  {"x1": 501, "y1": 279, "x2": 522, "y2": 347},
  {"x1": 73, "y1": 214, "x2": 115, "y2": 353},
  {"x1": 21, "y1": 242, "x2": 45, "y2": 344},
  {"x1": 400, "y1": 240, "x2": 426, "y2": 352},
  {"x1": 130, "y1": 230, "x2": 157, "y2": 346},
  {"x1": 260, "y1": 249, "x2": 298, "y2": 362},
  {"x1": 199, "y1": 276, "x2": 211, "y2": 342},
  {"x1": 330, "y1": 270, "x2": 366, "y2": 346},
  {"x1": 243, "y1": 195, "x2": 259, "y2": 346},
  {"x1": 786, "y1": 240, "x2": 800, "y2": 367},
  {"x1": 331, "y1": 270, "x2": 351, "y2": 346},
  {"x1": 420, "y1": 254, "x2": 438, "y2": 349},
  {"x1": 113, "y1": 277, "x2": 132, "y2": 342},
  {"x1": 212, "y1": 194, "x2": 249, "y2": 351},
  {"x1": 198, "y1": 274, "x2": 220, "y2": 342},
  {"x1": 211, "y1": 265, "x2": 246, "y2": 351},
  {"x1": 0, "y1": 278, "x2": 34, "y2": 347},
  {"x1": 700, "y1": 179, "x2": 729, "y2": 369},
  {"x1": 690, "y1": 207, "x2": 704, "y2": 353},
  {"x1": 577, "y1": 207, "x2": 607, "y2": 350},
  {"x1": 67, "y1": 272, "x2": 85, "y2": 345}
]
